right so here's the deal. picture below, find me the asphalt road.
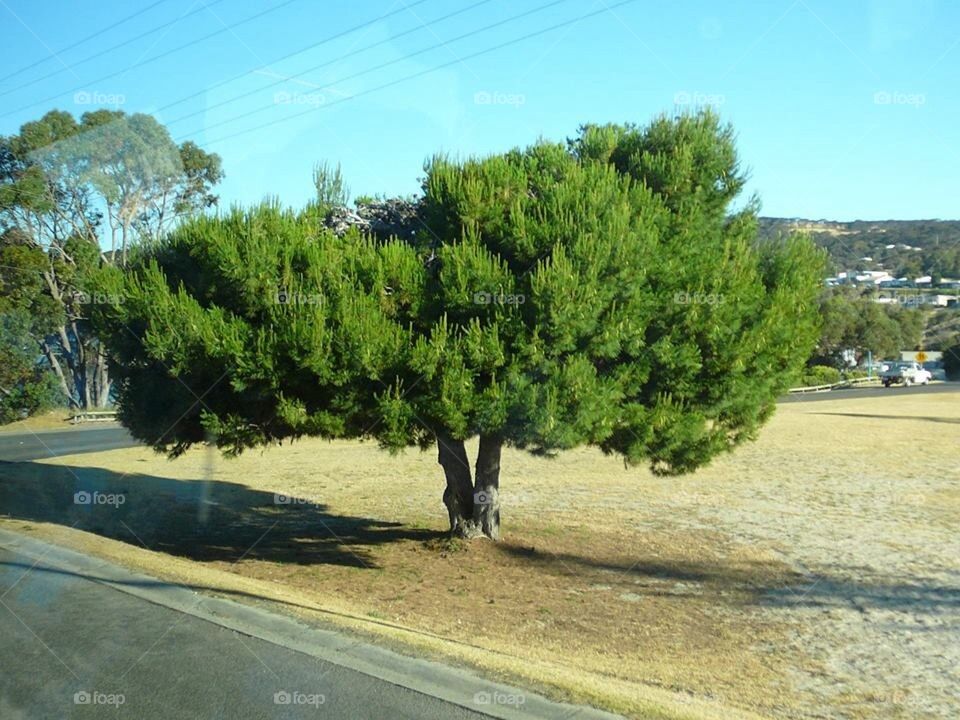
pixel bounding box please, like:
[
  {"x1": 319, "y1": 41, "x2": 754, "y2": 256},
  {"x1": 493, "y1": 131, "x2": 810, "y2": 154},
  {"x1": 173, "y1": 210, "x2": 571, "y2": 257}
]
[
  {"x1": 0, "y1": 543, "x2": 495, "y2": 720},
  {"x1": 778, "y1": 381, "x2": 958, "y2": 403},
  {"x1": 0, "y1": 425, "x2": 140, "y2": 462}
]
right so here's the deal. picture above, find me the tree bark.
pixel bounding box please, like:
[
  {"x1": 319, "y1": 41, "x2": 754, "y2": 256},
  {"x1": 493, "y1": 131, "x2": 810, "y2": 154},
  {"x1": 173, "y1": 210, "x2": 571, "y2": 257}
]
[
  {"x1": 437, "y1": 433, "x2": 503, "y2": 541},
  {"x1": 472, "y1": 434, "x2": 503, "y2": 541},
  {"x1": 96, "y1": 350, "x2": 111, "y2": 407},
  {"x1": 39, "y1": 339, "x2": 78, "y2": 409},
  {"x1": 437, "y1": 433, "x2": 475, "y2": 536}
]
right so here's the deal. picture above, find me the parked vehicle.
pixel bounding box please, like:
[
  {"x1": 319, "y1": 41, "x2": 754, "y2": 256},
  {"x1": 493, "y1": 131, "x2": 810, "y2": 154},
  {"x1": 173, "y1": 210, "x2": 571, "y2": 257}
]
[{"x1": 880, "y1": 362, "x2": 932, "y2": 387}]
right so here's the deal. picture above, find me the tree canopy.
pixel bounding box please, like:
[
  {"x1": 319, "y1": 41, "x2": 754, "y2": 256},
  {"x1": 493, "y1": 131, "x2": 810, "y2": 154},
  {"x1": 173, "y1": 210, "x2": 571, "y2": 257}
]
[
  {"x1": 93, "y1": 111, "x2": 824, "y2": 539},
  {"x1": 0, "y1": 109, "x2": 222, "y2": 413}
]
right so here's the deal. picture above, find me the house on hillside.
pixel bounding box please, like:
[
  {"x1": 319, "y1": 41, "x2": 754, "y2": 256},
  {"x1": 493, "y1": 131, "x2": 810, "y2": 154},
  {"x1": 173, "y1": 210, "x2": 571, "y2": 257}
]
[
  {"x1": 879, "y1": 277, "x2": 912, "y2": 288},
  {"x1": 855, "y1": 271, "x2": 893, "y2": 285}
]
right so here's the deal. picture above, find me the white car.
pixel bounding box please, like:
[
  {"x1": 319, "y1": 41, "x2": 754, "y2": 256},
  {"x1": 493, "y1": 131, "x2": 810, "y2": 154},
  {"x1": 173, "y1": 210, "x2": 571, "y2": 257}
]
[{"x1": 880, "y1": 362, "x2": 932, "y2": 387}]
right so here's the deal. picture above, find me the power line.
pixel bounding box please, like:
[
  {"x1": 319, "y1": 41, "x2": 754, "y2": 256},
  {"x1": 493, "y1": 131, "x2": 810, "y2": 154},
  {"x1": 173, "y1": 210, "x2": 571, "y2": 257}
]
[
  {"x1": 0, "y1": 0, "x2": 299, "y2": 119},
  {"x1": 0, "y1": 0, "x2": 227, "y2": 98},
  {"x1": 173, "y1": 0, "x2": 571, "y2": 137},
  {"x1": 153, "y1": 0, "x2": 434, "y2": 115},
  {"x1": 165, "y1": 0, "x2": 501, "y2": 126},
  {"x1": 192, "y1": 0, "x2": 639, "y2": 147},
  {"x1": 0, "y1": 0, "x2": 175, "y2": 85}
]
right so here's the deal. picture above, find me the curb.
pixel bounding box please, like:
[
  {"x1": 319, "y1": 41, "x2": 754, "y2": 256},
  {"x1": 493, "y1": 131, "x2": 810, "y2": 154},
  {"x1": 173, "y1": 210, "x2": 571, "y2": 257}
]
[{"x1": 0, "y1": 528, "x2": 625, "y2": 720}]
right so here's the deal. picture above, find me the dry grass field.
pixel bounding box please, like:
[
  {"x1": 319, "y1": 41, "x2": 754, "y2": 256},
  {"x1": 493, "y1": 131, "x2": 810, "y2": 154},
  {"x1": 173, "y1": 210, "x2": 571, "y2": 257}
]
[
  {"x1": 1, "y1": 391, "x2": 958, "y2": 719},
  {"x1": 0, "y1": 408, "x2": 75, "y2": 433}
]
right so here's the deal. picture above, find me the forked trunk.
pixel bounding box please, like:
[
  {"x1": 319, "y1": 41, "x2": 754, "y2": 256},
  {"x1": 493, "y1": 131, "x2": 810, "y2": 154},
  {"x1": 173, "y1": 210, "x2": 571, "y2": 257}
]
[
  {"x1": 472, "y1": 434, "x2": 502, "y2": 541},
  {"x1": 437, "y1": 433, "x2": 503, "y2": 541},
  {"x1": 437, "y1": 434, "x2": 475, "y2": 536}
]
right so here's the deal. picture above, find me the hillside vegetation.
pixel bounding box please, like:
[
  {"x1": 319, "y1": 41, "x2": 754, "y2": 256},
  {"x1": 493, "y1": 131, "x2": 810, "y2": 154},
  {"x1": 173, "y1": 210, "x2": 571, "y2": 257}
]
[{"x1": 758, "y1": 218, "x2": 960, "y2": 279}]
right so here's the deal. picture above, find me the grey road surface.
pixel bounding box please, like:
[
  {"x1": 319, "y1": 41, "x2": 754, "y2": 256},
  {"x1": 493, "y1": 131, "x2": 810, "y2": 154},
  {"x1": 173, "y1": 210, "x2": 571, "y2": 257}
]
[
  {"x1": 778, "y1": 382, "x2": 958, "y2": 403},
  {"x1": 0, "y1": 535, "x2": 616, "y2": 720},
  {"x1": 0, "y1": 425, "x2": 139, "y2": 462},
  {"x1": 0, "y1": 542, "x2": 489, "y2": 719}
]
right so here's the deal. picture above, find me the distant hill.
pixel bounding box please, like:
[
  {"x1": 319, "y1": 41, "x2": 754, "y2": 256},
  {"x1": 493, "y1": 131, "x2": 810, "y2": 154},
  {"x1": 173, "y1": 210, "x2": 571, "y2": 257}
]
[{"x1": 757, "y1": 218, "x2": 960, "y2": 279}]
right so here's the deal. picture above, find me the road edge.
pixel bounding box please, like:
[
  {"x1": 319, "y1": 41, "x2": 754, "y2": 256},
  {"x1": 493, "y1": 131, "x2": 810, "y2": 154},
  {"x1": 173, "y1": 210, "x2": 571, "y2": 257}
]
[{"x1": 0, "y1": 527, "x2": 624, "y2": 720}]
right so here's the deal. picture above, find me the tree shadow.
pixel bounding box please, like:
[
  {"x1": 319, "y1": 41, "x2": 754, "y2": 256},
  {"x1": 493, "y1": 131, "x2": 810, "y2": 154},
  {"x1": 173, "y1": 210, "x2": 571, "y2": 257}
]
[
  {"x1": 497, "y1": 545, "x2": 960, "y2": 614},
  {"x1": 0, "y1": 460, "x2": 443, "y2": 569},
  {"x1": 758, "y1": 576, "x2": 960, "y2": 615},
  {"x1": 497, "y1": 543, "x2": 792, "y2": 588}
]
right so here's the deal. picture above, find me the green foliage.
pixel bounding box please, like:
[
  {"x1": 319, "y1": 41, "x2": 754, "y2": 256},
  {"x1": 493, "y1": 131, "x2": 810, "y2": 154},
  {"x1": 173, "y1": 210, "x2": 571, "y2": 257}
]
[
  {"x1": 0, "y1": 308, "x2": 62, "y2": 423},
  {"x1": 92, "y1": 203, "x2": 423, "y2": 455},
  {"x1": 96, "y1": 111, "x2": 824, "y2": 476},
  {"x1": 924, "y1": 309, "x2": 960, "y2": 351},
  {"x1": 312, "y1": 161, "x2": 349, "y2": 212},
  {"x1": 758, "y1": 218, "x2": 960, "y2": 279},
  {"x1": 1, "y1": 109, "x2": 223, "y2": 410},
  {"x1": 0, "y1": 229, "x2": 70, "y2": 411},
  {"x1": 814, "y1": 286, "x2": 924, "y2": 364},
  {"x1": 2, "y1": 109, "x2": 223, "y2": 253},
  {"x1": 800, "y1": 365, "x2": 841, "y2": 387}
]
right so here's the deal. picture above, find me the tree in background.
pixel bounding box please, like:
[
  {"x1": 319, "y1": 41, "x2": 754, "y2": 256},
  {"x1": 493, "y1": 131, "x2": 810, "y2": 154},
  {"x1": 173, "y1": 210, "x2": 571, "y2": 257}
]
[
  {"x1": 0, "y1": 109, "x2": 222, "y2": 413},
  {"x1": 813, "y1": 286, "x2": 924, "y2": 366},
  {"x1": 93, "y1": 111, "x2": 823, "y2": 540},
  {"x1": 0, "y1": 234, "x2": 61, "y2": 422}
]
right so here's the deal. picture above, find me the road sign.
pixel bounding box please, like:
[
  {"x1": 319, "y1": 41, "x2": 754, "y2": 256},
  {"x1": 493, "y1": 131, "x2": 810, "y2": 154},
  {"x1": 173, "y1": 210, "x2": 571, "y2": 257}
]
[{"x1": 916, "y1": 351, "x2": 927, "y2": 363}]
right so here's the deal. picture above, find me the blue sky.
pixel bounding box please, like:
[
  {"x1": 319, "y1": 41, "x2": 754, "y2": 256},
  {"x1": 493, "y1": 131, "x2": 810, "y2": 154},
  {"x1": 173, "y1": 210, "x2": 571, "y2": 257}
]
[{"x1": 1, "y1": 0, "x2": 957, "y2": 220}]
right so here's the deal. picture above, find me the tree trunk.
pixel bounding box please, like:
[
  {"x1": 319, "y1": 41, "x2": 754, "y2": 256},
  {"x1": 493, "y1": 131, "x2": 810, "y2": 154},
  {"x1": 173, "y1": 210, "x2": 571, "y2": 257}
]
[
  {"x1": 437, "y1": 433, "x2": 503, "y2": 541},
  {"x1": 121, "y1": 220, "x2": 129, "y2": 267},
  {"x1": 39, "y1": 340, "x2": 78, "y2": 409},
  {"x1": 437, "y1": 434, "x2": 475, "y2": 536},
  {"x1": 472, "y1": 434, "x2": 502, "y2": 541},
  {"x1": 96, "y1": 350, "x2": 112, "y2": 407}
]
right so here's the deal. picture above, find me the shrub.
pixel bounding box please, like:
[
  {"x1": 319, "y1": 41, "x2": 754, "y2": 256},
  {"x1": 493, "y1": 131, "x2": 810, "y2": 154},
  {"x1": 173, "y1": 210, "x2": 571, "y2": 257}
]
[{"x1": 801, "y1": 365, "x2": 841, "y2": 386}]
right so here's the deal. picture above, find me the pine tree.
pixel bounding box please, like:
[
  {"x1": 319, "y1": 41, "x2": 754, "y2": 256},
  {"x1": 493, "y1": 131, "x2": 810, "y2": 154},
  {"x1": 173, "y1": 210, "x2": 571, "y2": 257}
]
[{"x1": 93, "y1": 111, "x2": 824, "y2": 540}]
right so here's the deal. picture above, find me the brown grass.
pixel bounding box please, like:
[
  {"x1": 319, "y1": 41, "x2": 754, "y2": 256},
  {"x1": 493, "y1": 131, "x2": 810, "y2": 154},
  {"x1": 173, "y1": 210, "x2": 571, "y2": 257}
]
[
  {"x1": 2, "y1": 390, "x2": 958, "y2": 719},
  {"x1": 0, "y1": 408, "x2": 75, "y2": 433}
]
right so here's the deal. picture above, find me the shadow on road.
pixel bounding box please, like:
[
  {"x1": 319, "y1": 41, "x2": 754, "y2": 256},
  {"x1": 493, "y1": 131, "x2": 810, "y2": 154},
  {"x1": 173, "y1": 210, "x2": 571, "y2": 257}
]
[{"x1": 0, "y1": 460, "x2": 442, "y2": 569}]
